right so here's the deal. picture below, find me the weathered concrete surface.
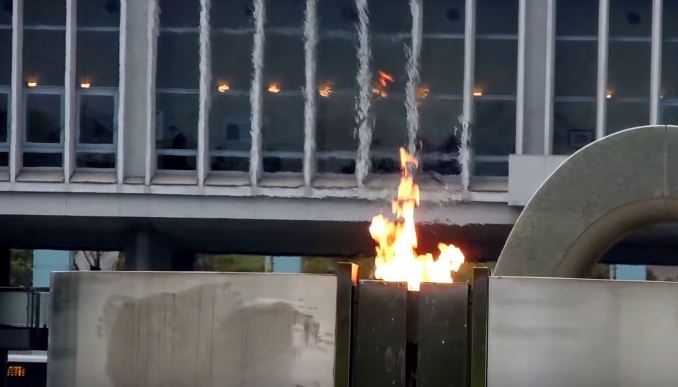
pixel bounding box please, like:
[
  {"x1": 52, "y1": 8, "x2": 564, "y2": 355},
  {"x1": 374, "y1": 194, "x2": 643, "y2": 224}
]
[{"x1": 495, "y1": 125, "x2": 678, "y2": 277}]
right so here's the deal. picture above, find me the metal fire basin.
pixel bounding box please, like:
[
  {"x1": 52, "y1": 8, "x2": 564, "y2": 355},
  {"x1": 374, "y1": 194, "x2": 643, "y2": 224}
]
[{"x1": 352, "y1": 280, "x2": 469, "y2": 387}]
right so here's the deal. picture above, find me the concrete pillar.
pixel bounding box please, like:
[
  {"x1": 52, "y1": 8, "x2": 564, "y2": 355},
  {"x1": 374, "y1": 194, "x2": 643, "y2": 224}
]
[
  {"x1": 124, "y1": 230, "x2": 173, "y2": 271},
  {"x1": 0, "y1": 249, "x2": 9, "y2": 387}
]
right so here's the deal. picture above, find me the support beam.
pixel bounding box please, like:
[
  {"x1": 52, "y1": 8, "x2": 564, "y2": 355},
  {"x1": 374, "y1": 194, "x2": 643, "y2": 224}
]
[
  {"x1": 197, "y1": 0, "x2": 212, "y2": 186},
  {"x1": 124, "y1": 229, "x2": 172, "y2": 271},
  {"x1": 354, "y1": 0, "x2": 371, "y2": 187},
  {"x1": 650, "y1": 0, "x2": 662, "y2": 125},
  {"x1": 595, "y1": 0, "x2": 610, "y2": 140},
  {"x1": 116, "y1": 0, "x2": 128, "y2": 183},
  {"x1": 64, "y1": 0, "x2": 77, "y2": 182},
  {"x1": 303, "y1": 0, "x2": 318, "y2": 187},
  {"x1": 144, "y1": 0, "x2": 159, "y2": 185},
  {"x1": 249, "y1": 0, "x2": 265, "y2": 187},
  {"x1": 9, "y1": 0, "x2": 23, "y2": 182},
  {"x1": 543, "y1": 0, "x2": 556, "y2": 155},
  {"x1": 405, "y1": 0, "x2": 422, "y2": 154},
  {"x1": 462, "y1": 0, "x2": 476, "y2": 123},
  {"x1": 515, "y1": 0, "x2": 526, "y2": 154}
]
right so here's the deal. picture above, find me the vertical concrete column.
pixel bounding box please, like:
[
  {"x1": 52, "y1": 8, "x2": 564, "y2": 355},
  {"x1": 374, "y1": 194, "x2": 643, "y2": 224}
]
[{"x1": 124, "y1": 230, "x2": 172, "y2": 271}]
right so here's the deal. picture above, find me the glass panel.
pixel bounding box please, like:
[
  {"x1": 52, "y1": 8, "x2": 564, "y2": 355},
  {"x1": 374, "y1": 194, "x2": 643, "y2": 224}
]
[
  {"x1": 23, "y1": 152, "x2": 62, "y2": 167},
  {"x1": 0, "y1": 30, "x2": 9, "y2": 85},
  {"x1": 26, "y1": 94, "x2": 62, "y2": 143},
  {"x1": 553, "y1": 101, "x2": 595, "y2": 155},
  {"x1": 211, "y1": 156, "x2": 249, "y2": 172},
  {"x1": 318, "y1": 37, "x2": 356, "y2": 90},
  {"x1": 369, "y1": 0, "x2": 410, "y2": 34},
  {"x1": 609, "y1": 0, "x2": 651, "y2": 37},
  {"x1": 23, "y1": 30, "x2": 65, "y2": 87},
  {"x1": 266, "y1": 0, "x2": 305, "y2": 28},
  {"x1": 211, "y1": 33, "x2": 253, "y2": 91},
  {"x1": 0, "y1": 152, "x2": 7, "y2": 167},
  {"x1": 157, "y1": 33, "x2": 199, "y2": 89},
  {"x1": 423, "y1": 0, "x2": 465, "y2": 35},
  {"x1": 556, "y1": 0, "x2": 599, "y2": 37},
  {"x1": 607, "y1": 101, "x2": 649, "y2": 134},
  {"x1": 159, "y1": 0, "x2": 199, "y2": 28},
  {"x1": 156, "y1": 93, "x2": 198, "y2": 150},
  {"x1": 79, "y1": 95, "x2": 115, "y2": 144},
  {"x1": 664, "y1": 0, "x2": 678, "y2": 37},
  {"x1": 661, "y1": 42, "x2": 678, "y2": 99},
  {"x1": 608, "y1": 41, "x2": 650, "y2": 98},
  {"x1": 78, "y1": 0, "x2": 120, "y2": 27},
  {"x1": 371, "y1": 98, "x2": 407, "y2": 174},
  {"x1": 76, "y1": 153, "x2": 115, "y2": 168},
  {"x1": 420, "y1": 38, "x2": 464, "y2": 95},
  {"x1": 318, "y1": 0, "x2": 357, "y2": 30},
  {"x1": 474, "y1": 100, "x2": 516, "y2": 155},
  {"x1": 317, "y1": 94, "x2": 356, "y2": 174},
  {"x1": 77, "y1": 31, "x2": 119, "y2": 88},
  {"x1": 475, "y1": 39, "x2": 518, "y2": 96},
  {"x1": 0, "y1": 93, "x2": 7, "y2": 142},
  {"x1": 157, "y1": 155, "x2": 196, "y2": 170},
  {"x1": 476, "y1": 0, "x2": 518, "y2": 35},
  {"x1": 24, "y1": 0, "x2": 65, "y2": 26},
  {"x1": 262, "y1": 94, "x2": 304, "y2": 173},
  {"x1": 419, "y1": 99, "x2": 462, "y2": 175},
  {"x1": 555, "y1": 41, "x2": 597, "y2": 97},
  {"x1": 474, "y1": 160, "x2": 508, "y2": 176},
  {"x1": 212, "y1": 0, "x2": 254, "y2": 29},
  {"x1": 263, "y1": 34, "x2": 304, "y2": 92},
  {"x1": 661, "y1": 104, "x2": 678, "y2": 124},
  {"x1": 209, "y1": 94, "x2": 251, "y2": 166},
  {"x1": 371, "y1": 39, "x2": 407, "y2": 94},
  {"x1": 0, "y1": 0, "x2": 11, "y2": 25}
]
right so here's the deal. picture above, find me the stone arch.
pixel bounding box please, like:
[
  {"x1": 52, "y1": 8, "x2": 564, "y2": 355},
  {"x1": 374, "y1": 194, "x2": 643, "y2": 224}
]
[{"x1": 494, "y1": 125, "x2": 678, "y2": 277}]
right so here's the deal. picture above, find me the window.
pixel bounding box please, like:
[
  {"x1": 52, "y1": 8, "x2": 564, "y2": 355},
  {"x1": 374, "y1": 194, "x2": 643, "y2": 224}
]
[
  {"x1": 23, "y1": 0, "x2": 66, "y2": 168},
  {"x1": 606, "y1": 0, "x2": 651, "y2": 134},
  {"x1": 209, "y1": 0, "x2": 253, "y2": 173},
  {"x1": 553, "y1": 0, "x2": 598, "y2": 155},
  {"x1": 473, "y1": 0, "x2": 518, "y2": 176},
  {"x1": 261, "y1": 0, "x2": 305, "y2": 174},
  {"x1": 0, "y1": 0, "x2": 11, "y2": 167},
  {"x1": 662, "y1": 0, "x2": 678, "y2": 125},
  {"x1": 155, "y1": 0, "x2": 200, "y2": 171},
  {"x1": 76, "y1": 0, "x2": 119, "y2": 169}
]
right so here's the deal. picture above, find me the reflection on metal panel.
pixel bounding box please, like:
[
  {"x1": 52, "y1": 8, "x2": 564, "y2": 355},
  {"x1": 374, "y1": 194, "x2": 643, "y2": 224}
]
[
  {"x1": 487, "y1": 276, "x2": 678, "y2": 387},
  {"x1": 47, "y1": 272, "x2": 337, "y2": 387}
]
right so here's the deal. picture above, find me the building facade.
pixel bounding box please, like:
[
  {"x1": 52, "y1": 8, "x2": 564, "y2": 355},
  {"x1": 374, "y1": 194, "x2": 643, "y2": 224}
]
[{"x1": 0, "y1": 0, "x2": 674, "y2": 271}]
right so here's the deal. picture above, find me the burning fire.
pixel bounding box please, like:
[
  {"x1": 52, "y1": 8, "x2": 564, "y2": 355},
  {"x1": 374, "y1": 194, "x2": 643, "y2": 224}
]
[
  {"x1": 372, "y1": 70, "x2": 394, "y2": 98},
  {"x1": 370, "y1": 148, "x2": 465, "y2": 291}
]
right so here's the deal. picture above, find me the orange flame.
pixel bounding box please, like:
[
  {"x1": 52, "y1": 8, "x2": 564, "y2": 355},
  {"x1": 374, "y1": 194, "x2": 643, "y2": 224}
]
[
  {"x1": 370, "y1": 148, "x2": 465, "y2": 291},
  {"x1": 372, "y1": 70, "x2": 395, "y2": 98}
]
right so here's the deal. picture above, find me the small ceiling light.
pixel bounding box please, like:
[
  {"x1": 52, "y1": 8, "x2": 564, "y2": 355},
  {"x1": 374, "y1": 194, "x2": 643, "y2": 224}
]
[
  {"x1": 473, "y1": 90, "x2": 483, "y2": 97},
  {"x1": 606, "y1": 91, "x2": 613, "y2": 99},
  {"x1": 268, "y1": 82, "x2": 281, "y2": 94},
  {"x1": 80, "y1": 81, "x2": 91, "y2": 89},
  {"x1": 217, "y1": 82, "x2": 230, "y2": 93},
  {"x1": 318, "y1": 81, "x2": 333, "y2": 97},
  {"x1": 416, "y1": 85, "x2": 430, "y2": 100},
  {"x1": 26, "y1": 80, "x2": 37, "y2": 87}
]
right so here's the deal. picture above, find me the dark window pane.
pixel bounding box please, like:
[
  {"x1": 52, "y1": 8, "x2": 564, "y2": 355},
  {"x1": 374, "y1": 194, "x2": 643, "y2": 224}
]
[
  {"x1": 157, "y1": 33, "x2": 199, "y2": 89},
  {"x1": 553, "y1": 101, "x2": 595, "y2": 155},
  {"x1": 606, "y1": 101, "x2": 648, "y2": 134},
  {"x1": 474, "y1": 100, "x2": 515, "y2": 155},
  {"x1": 264, "y1": 34, "x2": 304, "y2": 91},
  {"x1": 266, "y1": 0, "x2": 305, "y2": 28},
  {"x1": 0, "y1": 93, "x2": 7, "y2": 142},
  {"x1": 662, "y1": 42, "x2": 678, "y2": 99},
  {"x1": 318, "y1": 0, "x2": 356, "y2": 30},
  {"x1": 156, "y1": 93, "x2": 198, "y2": 150},
  {"x1": 212, "y1": 0, "x2": 254, "y2": 29},
  {"x1": 474, "y1": 160, "x2": 508, "y2": 176},
  {"x1": 419, "y1": 99, "x2": 462, "y2": 174},
  {"x1": 664, "y1": 0, "x2": 678, "y2": 37},
  {"x1": 372, "y1": 40, "x2": 407, "y2": 94},
  {"x1": 423, "y1": 0, "x2": 465, "y2": 35},
  {"x1": 76, "y1": 152, "x2": 115, "y2": 168},
  {"x1": 211, "y1": 32, "x2": 253, "y2": 91},
  {"x1": 609, "y1": 0, "x2": 651, "y2": 37},
  {"x1": 608, "y1": 41, "x2": 650, "y2": 98},
  {"x1": 24, "y1": 30, "x2": 65, "y2": 87},
  {"x1": 556, "y1": 0, "x2": 599, "y2": 37},
  {"x1": 262, "y1": 94, "x2": 303, "y2": 172},
  {"x1": 211, "y1": 156, "x2": 249, "y2": 172},
  {"x1": 420, "y1": 38, "x2": 464, "y2": 95},
  {"x1": 0, "y1": 29, "x2": 10, "y2": 85},
  {"x1": 0, "y1": 152, "x2": 7, "y2": 167},
  {"x1": 26, "y1": 94, "x2": 62, "y2": 143},
  {"x1": 78, "y1": 0, "x2": 120, "y2": 27},
  {"x1": 317, "y1": 94, "x2": 356, "y2": 174},
  {"x1": 0, "y1": 0, "x2": 12, "y2": 25},
  {"x1": 157, "y1": 155, "x2": 196, "y2": 170},
  {"x1": 159, "y1": 0, "x2": 199, "y2": 28},
  {"x1": 371, "y1": 98, "x2": 407, "y2": 173},
  {"x1": 370, "y1": 0, "x2": 410, "y2": 34},
  {"x1": 210, "y1": 94, "x2": 251, "y2": 168},
  {"x1": 79, "y1": 95, "x2": 115, "y2": 144},
  {"x1": 661, "y1": 104, "x2": 678, "y2": 124},
  {"x1": 318, "y1": 37, "x2": 357, "y2": 91},
  {"x1": 476, "y1": 0, "x2": 518, "y2": 35},
  {"x1": 555, "y1": 41, "x2": 597, "y2": 97},
  {"x1": 24, "y1": 0, "x2": 65, "y2": 25},
  {"x1": 475, "y1": 39, "x2": 517, "y2": 95},
  {"x1": 77, "y1": 31, "x2": 119, "y2": 88},
  {"x1": 23, "y1": 152, "x2": 62, "y2": 167}
]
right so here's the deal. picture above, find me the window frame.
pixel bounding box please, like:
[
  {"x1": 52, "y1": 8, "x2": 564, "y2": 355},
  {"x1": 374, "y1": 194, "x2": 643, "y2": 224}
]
[{"x1": 22, "y1": 88, "x2": 65, "y2": 167}]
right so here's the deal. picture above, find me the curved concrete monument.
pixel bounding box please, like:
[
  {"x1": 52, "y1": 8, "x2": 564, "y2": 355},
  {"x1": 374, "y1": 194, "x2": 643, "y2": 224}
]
[{"x1": 495, "y1": 125, "x2": 678, "y2": 277}]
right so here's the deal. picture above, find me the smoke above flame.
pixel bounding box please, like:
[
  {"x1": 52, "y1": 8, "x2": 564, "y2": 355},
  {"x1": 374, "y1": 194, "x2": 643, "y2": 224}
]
[{"x1": 370, "y1": 148, "x2": 465, "y2": 291}]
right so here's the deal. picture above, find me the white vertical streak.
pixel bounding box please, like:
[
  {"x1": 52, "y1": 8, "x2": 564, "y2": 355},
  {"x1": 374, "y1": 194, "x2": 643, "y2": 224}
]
[
  {"x1": 596, "y1": 0, "x2": 609, "y2": 139},
  {"x1": 249, "y1": 0, "x2": 265, "y2": 187},
  {"x1": 145, "y1": 0, "x2": 159, "y2": 185},
  {"x1": 355, "y1": 0, "x2": 371, "y2": 187},
  {"x1": 515, "y1": 0, "x2": 526, "y2": 155},
  {"x1": 9, "y1": 0, "x2": 23, "y2": 182},
  {"x1": 117, "y1": 0, "x2": 127, "y2": 183},
  {"x1": 462, "y1": 0, "x2": 476, "y2": 122},
  {"x1": 64, "y1": 0, "x2": 77, "y2": 182},
  {"x1": 303, "y1": 0, "x2": 318, "y2": 187},
  {"x1": 405, "y1": 0, "x2": 422, "y2": 154},
  {"x1": 543, "y1": 0, "x2": 556, "y2": 155},
  {"x1": 457, "y1": 116, "x2": 471, "y2": 196},
  {"x1": 198, "y1": 0, "x2": 211, "y2": 186},
  {"x1": 650, "y1": 0, "x2": 662, "y2": 125}
]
